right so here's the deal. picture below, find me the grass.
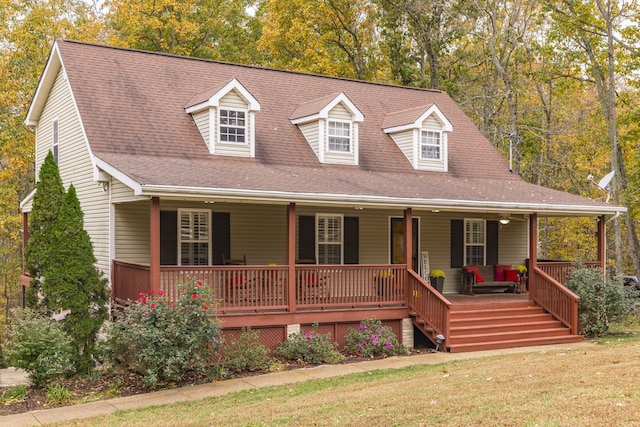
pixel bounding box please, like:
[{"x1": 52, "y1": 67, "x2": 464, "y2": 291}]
[{"x1": 55, "y1": 319, "x2": 640, "y2": 427}]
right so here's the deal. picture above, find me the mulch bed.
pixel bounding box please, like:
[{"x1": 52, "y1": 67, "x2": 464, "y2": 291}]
[{"x1": 0, "y1": 349, "x2": 430, "y2": 416}]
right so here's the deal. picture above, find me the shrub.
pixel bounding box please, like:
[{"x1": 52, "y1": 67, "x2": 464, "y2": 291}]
[
  {"x1": 274, "y1": 324, "x2": 342, "y2": 364},
  {"x1": 222, "y1": 327, "x2": 270, "y2": 374},
  {"x1": 100, "y1": 281, "x2": 222, "y2": 388},
  {"x1": 3, "y1": 308, "x2": 74, "y2": 388},
  {"x1": 344, "y1": 317, "x2": 409, "y2": 357},
  {"x1": 566, "y1": 267, "x2": 637, "y2": 337}
]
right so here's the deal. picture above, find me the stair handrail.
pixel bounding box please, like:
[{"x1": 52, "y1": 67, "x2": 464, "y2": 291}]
[
  {"x1": 532, "y1": 266, "x2": 580, "y2": 335},
  {"x1": 406, "y1": 270, "x2": 451, "y2": 348}
]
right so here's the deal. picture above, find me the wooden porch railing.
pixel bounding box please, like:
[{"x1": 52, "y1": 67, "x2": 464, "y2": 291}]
[
  {"x1": 111, "y1": 260, "x2": 407, "y2": 312},
  {"x1": 406, "y1": 270, "x2": 450, "y2": 345},
  {"x1": 531, "y1": 266, "x2": 580, "y2": 335},
  {"x1": 536, "y1": 261, "x2": 601, "y2": 285}
]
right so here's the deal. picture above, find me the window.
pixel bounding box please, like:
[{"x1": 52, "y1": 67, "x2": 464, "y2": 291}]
[
  {"x1": 465, "y1": 219, "x2": 485, "y2": 265},
  {"x1": 179, "y1": 209, "x2": 210, "y2": 265},
  {"x1": 219, "y1": 109, "x2": 246, "y2": 143},
  {"x1": 52, "y1": 119, "x2": 59, "y2": 163},
  {"x1": 316, "y1": 214, "x2": 343, "y2": 264},
  {"x1": 420, "y1": 130, "x2": 441, "y2": 160},
  {"x1": 328, "y1": 120, "x2": 351, "y2": 152}
]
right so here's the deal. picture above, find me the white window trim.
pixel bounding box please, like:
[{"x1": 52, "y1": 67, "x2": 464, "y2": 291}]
[
  {"x1": 327, "y1": 119, "x2": 352, "y2": 154},
  {"x1": 464, "y1": 219, "x2": 486, "y2": 266},
  {"x1": 178, "y1": 208, "x2": 211, "y2": 266},
  {"x1": 52, "y1": 118, "x2": 59, "y2": 163},
  {"x1": 316, "y1": 213, "x2": 344, "y2": 265},
  {"x1": 420, "y1": 130, "x2": 442, "y2": 160},
  {"x1": 218, "y1": 107, "x2": 248, "y2": 145}
]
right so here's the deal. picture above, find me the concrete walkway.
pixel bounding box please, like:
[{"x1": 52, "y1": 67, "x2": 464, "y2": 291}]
[{"x1": 0, "y1": 342, "x2": 594, "y2": 426}]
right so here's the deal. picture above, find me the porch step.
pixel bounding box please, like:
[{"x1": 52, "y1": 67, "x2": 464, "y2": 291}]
[{"x1": 414, "y1": 300, "x2": 582, "y2": 353}]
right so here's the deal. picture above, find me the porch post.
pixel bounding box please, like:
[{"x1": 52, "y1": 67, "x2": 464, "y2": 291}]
[
  {"x1": 529, "y1": 213, "x2": 538, "y2": 301},
  {"x1": 150, "y1": 197, "x2": 160, "y2": 290},
  {"x1": 597, "y1": 215, "x2": 606, "y2": 276},
  {"x1": 404, "y1": 208, "x2": 413, "y2": 299},
  {"x1": 287, "y1": 203, "x2": 297, "y2": 312}
]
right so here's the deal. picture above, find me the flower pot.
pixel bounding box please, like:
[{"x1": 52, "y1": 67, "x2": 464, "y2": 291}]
[{"x1": 430, "y1": 277, "x2": 444, "y2": 294}]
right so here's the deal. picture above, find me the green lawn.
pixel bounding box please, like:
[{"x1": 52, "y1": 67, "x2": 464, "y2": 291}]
[{"x1": 61, "y1": 315, "x2": 640, "y2": 427}]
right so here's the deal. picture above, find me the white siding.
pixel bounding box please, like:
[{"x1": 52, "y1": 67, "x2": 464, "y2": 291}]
[
  {"x1": 328, "y1": 103, "x2": 352, "y2": 120},
  {"x1": 389, "y1": 131, "x2": 414, "y2": 166},
  {"x1": 299, "y1": 122, "x2": 320, "y2": 155},
  {"x1": 36, "y1": 68, "x2": 111, "y2": 276},
  {"x1": 192, "y1": 110, "x2": 210, "y2": 151},
  {"x1": 214, "y1": 90, "x2": 252, "y2": 157},
  {"x1": 417, "y1": 121, "x2": 446, "y2": 172}
]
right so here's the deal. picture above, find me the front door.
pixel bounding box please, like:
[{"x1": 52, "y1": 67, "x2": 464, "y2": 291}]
[{"x1": 390, "y1": 217, "x2": 419, "y2": 272}]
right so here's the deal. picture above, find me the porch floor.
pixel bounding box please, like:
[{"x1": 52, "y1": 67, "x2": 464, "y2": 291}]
[{"x1": 444, "y1": 292, "x2": 530, "y2": 306}]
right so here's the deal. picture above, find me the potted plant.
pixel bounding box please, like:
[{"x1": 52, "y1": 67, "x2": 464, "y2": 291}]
[
  {"x1": 429, "y1": 269, "x2": 446, "y2": 294},
  {"x1": 515, "y1": 265, "x2": 528, "y2": 278}
]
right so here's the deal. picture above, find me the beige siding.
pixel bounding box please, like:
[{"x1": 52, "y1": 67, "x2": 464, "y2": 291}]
[
  {"x1": 298, "y1": 122, "x2": 320, "y2": 155},
  {"x1": 220, "y1": 90, "x2": 247, "y2": 109},
  {"x1": 214, "y1": 91, "x2": 252, "y2": 157},
  {"x1": 192, "y1": 110, "x2": 210, "y2": 150},
  {"x1": 110, "y1": 180, "x2": 138, "y2": 203},
  {"x1": 417, "y1": 123, "x2": 446, "y2": 172},
  {"x1": 115, "y1": 201, "x2": 150, "y2": 263},
  {"x1": 389, "y1": 131, "x2": 414, "y2": 166},
  {"x1": 36, "y1": 68, "x2": 111, "y2": 276},
  {"x1": 422, "y1": 115, "x2": 441, "y2": 128},
  {"x1": 328, "y1": 103, "x2": 352, "y2": 120}
]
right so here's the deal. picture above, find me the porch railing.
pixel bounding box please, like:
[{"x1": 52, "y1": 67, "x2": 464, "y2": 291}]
[
  {"x1": 536, "y1": 261, "x2": 602, "y2": 285},
  {"x1": 406, "y1": 270, "x2": 450, "y2": 345},
  {"x1": 111, "y1": 260, "x2": 407, "y2": 312},
  {"x1": 531, "y1": 266, "x2": 580, "y2": 335}
]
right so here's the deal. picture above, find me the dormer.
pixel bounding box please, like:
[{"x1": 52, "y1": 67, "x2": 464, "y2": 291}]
[
  {"x1": 290, "y1": 93, "x2": 364, "y2": 165},
  {"x1": 382, "y1": 104, "x2": 452, "y2": 172},
  {"x1": 185, "y1": 79, "x2": 260, "y2": 157}
]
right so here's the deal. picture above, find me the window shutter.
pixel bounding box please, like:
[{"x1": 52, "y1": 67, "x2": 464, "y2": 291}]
[
  {"x1": 486, "y1": 220, "x2": 499, "y2": 265},
  {"x1": 450, "y1": 219, "x2": 464, "y2": 268},
  {"x1": 212, "y1": 212, "x2": 230, "y2": 265},
  {"x1": 344, "y1": 216, "x2": 359, "y2": 264},
  {"x1": 160, "y1": 211, "x2": 177, "y2": 265},
  {"x1": 298, "y1": 216, "x2": 315, "y2": 261}
]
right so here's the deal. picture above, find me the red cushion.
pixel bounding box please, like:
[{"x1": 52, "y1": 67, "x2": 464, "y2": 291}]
[
  {"x1": 464, "y1": 265, "x2": 485, "y2": 283},
  {"x1": 505, "y1": 269, "x2": 519, "y2": 282},
  {"x1": 494, "y1": 264, "x2": 512, "y2": 281}
]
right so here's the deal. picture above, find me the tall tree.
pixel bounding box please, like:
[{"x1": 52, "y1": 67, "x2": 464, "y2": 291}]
[
  {"x1": 24, "y1": 152, "x2": 65, "y2": 309},
  {"x1": 105, "y1": 0, "x2": 262, "y2": 63},
  {"x1": 41, "y1": 185, "x2": 109, "y2": 372}
]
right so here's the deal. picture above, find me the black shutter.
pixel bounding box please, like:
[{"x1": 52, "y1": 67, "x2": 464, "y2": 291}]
[
  {"x1": 298, "y1": 216, "x2": 315, "y2": 261},
  {"x1": 160, "y1": 211, "x2": 177, "y2": 265},
  {"x1": 344, "y1": 216, "x2": 359, "y2": 264},
  {"x1": 450, "y1": 219, "x2": 464, "y2": 268},
  {"x1": 486, "y1": 220, "x2": 499, "y2": 265},
  {"x1": 212, "y1": 212, "x2": 230, "y2": 265}
]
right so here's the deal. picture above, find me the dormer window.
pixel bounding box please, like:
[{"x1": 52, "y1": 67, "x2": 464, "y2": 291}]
[
  {"x1": 383, "y1": 104, "x2": 452, "y2": 172},
  {"x1": 328, "y1": 120, "x2": 351, "y2": 153},
  {"x1": 291, "y1": 92, "x2": 364, "y2": 165},
  {"x1": 421, "y1": 130, "x2": 441, "y2": 160},
  {"x1": 185, "y1": 78, "x2": 260, "y2": 157},
  {"x1": 219, "y1": 109, "x2": 246, "y2": 144}
]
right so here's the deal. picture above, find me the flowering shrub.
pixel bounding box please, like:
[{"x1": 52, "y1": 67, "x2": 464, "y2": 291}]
[
  {"x1": 100, "y1": 281, "x2": 222, "y2": 388},
  {"x1": 274, "y1": 324, "x2": 342, "y2": 364},
  {"x1": 4, "y1": 308, "x2": 74, "y2": 388},
  {"x1": 221, "y1": 327, "x2": 270, "y2": 374},
  {"x1": 344, "y1": 317, "x2": 409, "y2": 358},
  {"x1": 566, "y1": 267, "x2": 637, "y2": 337}
]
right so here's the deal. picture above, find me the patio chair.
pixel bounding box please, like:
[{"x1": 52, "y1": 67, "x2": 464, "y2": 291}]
[{"x1": 223, "y1": 254, "x2": 247, "y2": 265}]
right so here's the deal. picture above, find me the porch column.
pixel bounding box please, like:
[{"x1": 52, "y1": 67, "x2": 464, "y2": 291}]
[
  {"x1": 529, "y1": 213, "x2": 538, "y2": 301},
  {"x1": 404, "y1": 208, "x2": 413, "y2": 298},
  {"x1": 597, "y1": 215, "x2": 606, "y2": 275},
  {"x1": 150, "y1": 197, "x2": 160, "y2": 290},
  {"x1": 287, "y1": 203, "x2": 297, "y2": 312}
]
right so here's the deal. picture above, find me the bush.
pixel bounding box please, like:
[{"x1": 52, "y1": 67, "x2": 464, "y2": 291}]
[
  {"x1": 566, "y1": 267, "x2": 637, "y2": 337},
  {"x1": 344, "y1": 317, "x2": 409, "y2": 357},
  {"x1": 100, "y1": 281, "x2": 222, "y2": 388},
  {"x1": 3, "y1": 308, "x2": 74, "y2": 388},
  {"x1": 221, "y1": 327, "x2": 270, "y2": 374},
  {"x1": 274, "y1": 324, "x2": 342, "y2": 364}
]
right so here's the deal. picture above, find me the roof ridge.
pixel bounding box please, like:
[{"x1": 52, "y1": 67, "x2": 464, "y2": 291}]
[{"x1": 57, "y1": 39, "x2": 444, "y2": 94}]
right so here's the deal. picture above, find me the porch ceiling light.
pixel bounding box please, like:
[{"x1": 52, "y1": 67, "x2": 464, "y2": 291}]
[{"x1": 499, "y1": 217, "x2": 510, "y2": 225}]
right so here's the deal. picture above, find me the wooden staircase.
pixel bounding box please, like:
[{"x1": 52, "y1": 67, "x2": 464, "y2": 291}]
[{"x1": 412, "y1": 299, "x2": 582, "y2": 353}]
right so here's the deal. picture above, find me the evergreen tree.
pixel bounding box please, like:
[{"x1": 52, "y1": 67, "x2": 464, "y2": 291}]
[
  {"x1": 24, "y1": 151, "x2": 65, "y2": 309},
  {"x1": 41, "y1": 184, "x2": 109, "y2": 372}
]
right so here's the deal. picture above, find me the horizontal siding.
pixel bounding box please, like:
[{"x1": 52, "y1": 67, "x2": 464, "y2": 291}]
[
  {"x1": 389, "y1": 131, "x2": 414, "y2": 166},
  {"x1": 115, "y1": 201, "x2": 150, "y2": 263},
  {"x1": 328, "y1": 103, "x2": 352, "y2": 120},
  {"x1": 214, "y1": 91, "x2": 252, "y2": 157},
  {"x1": 192, "y1": 110, "x2": 210, "y2": 150},
  {"x1": 36, "y1": 68, "x2": 111, "y2": 276},
  {"x1": 298, "y1": 122, "x2": 320, "y2": 155},
  {"x1": 423, "y1": 115, "x2": 441, "y2": 129},
  {"x1": 220, "y1": 90, "x2": 246, "y2": 109}
]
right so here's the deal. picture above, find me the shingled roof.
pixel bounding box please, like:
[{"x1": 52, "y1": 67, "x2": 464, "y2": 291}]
[{"x1": 27, "y1": 40, "x2": 623, "y2": 216}]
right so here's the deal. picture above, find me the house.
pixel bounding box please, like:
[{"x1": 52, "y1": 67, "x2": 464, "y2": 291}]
[{"x1": 21, "y1": 40, "x2": 624, "y2": 352}]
